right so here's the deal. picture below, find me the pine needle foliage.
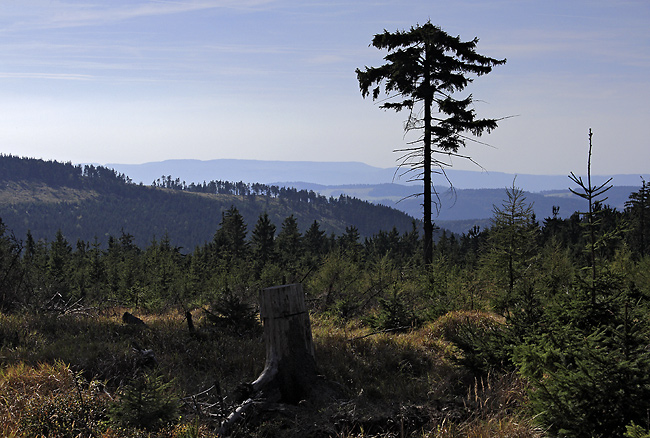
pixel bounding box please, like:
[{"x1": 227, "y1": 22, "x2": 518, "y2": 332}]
[
  {"x1": 356, "y1": 21, "x2": 506, "y2": 264},
  {"x1": 110, "y1": 371, "x2": 179, "y2": 431},
  {"x1": 482, "y1": 180, "x2": 539, "y2": 316}
]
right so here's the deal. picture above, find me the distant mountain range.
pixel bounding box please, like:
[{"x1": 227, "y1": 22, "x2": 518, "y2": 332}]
[
  {"x1": 105, "y1": 158, "x2": 648, "y2": 192},
  {"x1": 103, "y1": 159, "x2": 647, "y2": 234}
]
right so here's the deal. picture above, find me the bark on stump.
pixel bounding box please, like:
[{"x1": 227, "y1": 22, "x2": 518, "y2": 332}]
[{"x1": 252, "y1": 283, "x2": 316, "y2": 404}]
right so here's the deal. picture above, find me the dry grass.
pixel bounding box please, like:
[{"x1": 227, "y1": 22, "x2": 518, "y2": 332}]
[
  {"x1": 313, "y1": 316, "x2": 462, "y2": 401},
  {"x1": 428, "y1": 310, "x2": 506, "y2": 342},
  {"x1": 0, "y1": 309, "x2": 264, "y2": 392},
  {"x1": 1, "y1": 309, "x2": 264, "y2": 436},
  {"x1": 0, "y1": 310, "x2": 544, "y2": 437},
  {"x1": 0, "y1": 361, "x2": 110, "y2": 437},
  {"x1": 332, "y1": 372, "x2": 543, "y2": 438},
  {"x1": 0, "y1": 181, "x2": 99, "y2": 204}
]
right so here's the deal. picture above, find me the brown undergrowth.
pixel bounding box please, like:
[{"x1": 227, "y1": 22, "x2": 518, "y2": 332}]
[{"x1": 0, "y1": 309, "x2": 544, "y2": 437}]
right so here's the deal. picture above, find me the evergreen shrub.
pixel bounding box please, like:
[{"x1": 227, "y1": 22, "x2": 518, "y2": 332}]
[{"x1": 109, "y1": 371, "x2": 179, "y2": 431}]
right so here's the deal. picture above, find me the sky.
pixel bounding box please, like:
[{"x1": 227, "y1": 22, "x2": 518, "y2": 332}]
[{"x1": 1, "y1": 0, "x2": 648, "y2": 177}]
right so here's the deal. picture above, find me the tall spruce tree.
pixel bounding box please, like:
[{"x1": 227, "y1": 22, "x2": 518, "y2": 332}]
[
  {"x1": 625, "y1": 178, "x2": 649, "y2": 258},
  {"x1": 276, "y1": 215, "x2": 302, "y2": 277},
  {"x1": 356, "y1": 21, "x2": 506, "y2": 264},
  {"x1": 251, "y1": 212, "x2": 276, "y2": 270},
  {"x1": 213, "y1": 206, "x2": 248, "y2": 261}
]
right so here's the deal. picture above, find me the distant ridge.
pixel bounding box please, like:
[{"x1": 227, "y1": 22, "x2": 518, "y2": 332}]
[
  {"x1": 105, "y1": 159, "x2": 397, "y2": 187},
  {"x1": 104, "y1": 159, "x2": 648, "y2": 193},
  {"x1": 103, "y1": 159, "x2": 647, "y2": 235},
  {"x1": 0, "y1": 155, "x2": 419, "y2": 250}
]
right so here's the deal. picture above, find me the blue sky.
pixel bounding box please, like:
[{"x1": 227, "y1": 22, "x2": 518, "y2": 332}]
[{"x1": 1, "y1": 0, "x2": 648, "y2": 177}]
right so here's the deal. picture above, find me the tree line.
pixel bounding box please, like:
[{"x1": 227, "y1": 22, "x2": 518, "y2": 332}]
[
  {"x1": 0, "y1": 154, "x2": 133, "y2": 188},
  {"x1": 0, "y1": 177, "x2": 647, "y2": 313}
]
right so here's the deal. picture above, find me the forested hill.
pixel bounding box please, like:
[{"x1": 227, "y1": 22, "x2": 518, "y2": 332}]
[{"x1": 0, "y1": 155, "x2": 418, "y2": 250}]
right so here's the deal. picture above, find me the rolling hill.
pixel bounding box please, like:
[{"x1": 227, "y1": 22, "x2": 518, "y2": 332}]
[{"x1": 0, "y1": 156, "x2": 419, "y2": 251}]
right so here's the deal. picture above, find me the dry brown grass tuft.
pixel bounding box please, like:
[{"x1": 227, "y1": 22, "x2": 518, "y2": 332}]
[
  {"x1": 0, "y1": 361, "x2": 111, "y2": 437},
  {"x1": 428, "y1": 310, "x2": 505, "y2": 342},
  {"x1": 312, "y1": 315, "x2": 460, "y2": 401}
]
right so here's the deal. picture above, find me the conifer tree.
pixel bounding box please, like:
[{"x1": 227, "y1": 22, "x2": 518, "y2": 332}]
[
  {"x1": 0, "y1": 217, "x2": 22, "y2": 312},
  {"x1": 47, "y1": 230, "x2": 73, "y2": 298},
  {"x1": 569, "y1": 128, "x2": 612, "y2": 303},
  {"x1": 303, "y1": 220, "x2": 327, "y2": 258},
  {"x1": 276, "y1": 215, "x2": 301, "y2": 276},
  {"x1": 483, "y1": 180, "x2": 538, "y2": 316},
  {"x1": 251, "y1": 212, "x2": 276, "y2": 270},
  {"x1": 213, "y1": 206, "x2": 248, "y2": 261},
  {"x1": 357, "y1": 21, "x2": 506, "y2": 264},
  {"x1": 514, "y1": 130, "x2": 650, "y2": 437},
  {"x1": 625, "y1": 178, "x2": 649, "y2": 258}
]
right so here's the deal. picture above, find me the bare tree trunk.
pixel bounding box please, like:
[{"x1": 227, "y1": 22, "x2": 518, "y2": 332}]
[
  {"x1": 252, "y1": 283, "x2": 316, "y2": 403},
  {"x1": 423, "y1": 41, "x2": 434, "y2": 266}
]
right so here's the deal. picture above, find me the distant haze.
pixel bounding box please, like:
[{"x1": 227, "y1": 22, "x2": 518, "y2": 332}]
[{"x1": 105, "y1": 159, "x2": 648, "y2": 193}]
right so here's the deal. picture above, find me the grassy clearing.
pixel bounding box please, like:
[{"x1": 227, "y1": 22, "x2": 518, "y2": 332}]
[
  {"x1": 0, "y1": 181, "x2": 99, "y2": 204},
  {"x1": 0, "y1": 309, "x2": 543, "y2": 437}
]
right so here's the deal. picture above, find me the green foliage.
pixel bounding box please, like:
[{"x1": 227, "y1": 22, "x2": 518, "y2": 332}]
[
  {"x1": 569, "y1": 129, "x2": 617, "y2": 303},
  {"x1": 110, "y1": 371, "x2": 179, "y2": 431},
  {"x1": 206, "y1": 286, "x2": 260, "y2": 332},
  {"x1": 514, "y1": 273, "x2": 650, "y2": 438},
  {"x1": 251, "y1": 212, "x2": 276, "y2": 272},
  {"x1": 625, "y1": 178, "x2": 650, "y2": 257},
  {"x1": 626, "y1": 423, "x2": 650, "y2": 438},
  {"x1": 509, "y1": 133, "x2": 650, "y2": 437},
  {"x1": 432, "y1": 310, "x2": 511, "y2": 375},
  {"x1": 213, "y1": 205, "x2": 249, "y2": 262},
  {"x1": 275, "y1": 214, "x2": 302, "y2": 276},
  {"x1": 0, "y1": 217, "x2": 23, "y2": 312},
  {"x1": 366, "y1": 288, "x2": 418, "y2": 331},
  {"x1": 481, "y1": 181, "x2": 539, "y2": 316},
  {"x1": 3, "y1": 145, "x2": 650, "y2": 437},
  {"x1": 356, "y1": 21, "x2": 506, "y2": 264},
  {"x1": 0, "y1": 156, "x2": 418, "y2": 253},
  {"x1": 307, "y1": 250, "x2": 364, "y2": 318}
]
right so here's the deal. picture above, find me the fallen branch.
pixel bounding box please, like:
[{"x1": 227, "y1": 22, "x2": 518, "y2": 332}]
[{"x1": 348, "y1": 326, "x2": 412, "y2": 341}]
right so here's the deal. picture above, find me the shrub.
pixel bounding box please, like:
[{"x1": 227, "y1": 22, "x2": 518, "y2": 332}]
[
  {"x1": 206, "y1": 286, "x2": 259, "y2": 332},
  {"x1": 514, "y1": 276, "x2": 650, "y2": 438},
  {"x1": 109, "y1": 371, "x2": 179, "y2": 431},
  {"x1": 626, "y1": 423, "x2": 650, "y2": 438},
  {"x1": 366, "y1": 289, "x2": 418, "y2": 331},
  {"x1": 431, "y1": 310, "x2": 511, "y2": 375}
]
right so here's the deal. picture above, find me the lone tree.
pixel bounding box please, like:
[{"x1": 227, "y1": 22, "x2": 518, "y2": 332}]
[{"x1": 356, "y1": 21, "x2": 506, "y2": 264}]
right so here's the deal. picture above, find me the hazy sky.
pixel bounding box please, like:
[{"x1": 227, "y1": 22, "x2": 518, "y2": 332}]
[{"x1": 1, "y1": 0, "x2": 648, "y2": 177}]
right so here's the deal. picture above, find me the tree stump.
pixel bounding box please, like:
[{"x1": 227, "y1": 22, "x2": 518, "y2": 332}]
[{"x1": 252, "y1": 283, "x2": 316, "y2": 403}]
